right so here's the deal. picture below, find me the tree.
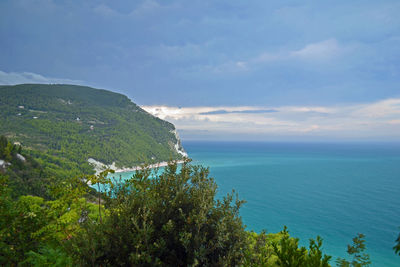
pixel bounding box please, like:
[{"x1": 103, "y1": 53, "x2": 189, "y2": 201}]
[
  {"x1": 393, "y1": 231, "x2": 400, "y2": 256},
  {"x1": 336, "y1": 233, "x2": 370, "y2": 267},
  {"x1": 0, "y1": 174, "x2": 51, "y2": 265},
  {"x1": 0, "y1": 135, "x2": 7, "y2": 156},
  {"x1": 70, "y1": 159, "x2": 247, "y2": 266},
  {"x1": 0, "y1": 172, "x2": 97, "y2": 265},
  {"x1": 243, "y1": 230, "x2": 276, "y2": 266},
  {"x1": 307, "y1": 236, "x2": 332, "y2": 267},
  {"x1": 271, "y1": 226, "x2": 331, "y2": 267},
  {"x1": 272, "y1": 226, "x2": 307, "y2": 267}
]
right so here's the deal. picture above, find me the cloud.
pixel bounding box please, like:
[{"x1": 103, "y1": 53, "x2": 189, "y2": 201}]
[
  {"x1": 1, "y1": 0, "x2": 399, "y2": 109},
  {"x1": 93, "y1": 4, "x2": 121, "y2": 17},
  {"x1": 93, "y1": 0, "x2": 178, "y2": 19},
  {"x1": 290, "y1": 39, "x2": 342, "y2": 61},
  {"x1": 352, "y1": 98, "x2": 400, "y2": 118},
  {"x1": 387, "y1": 119, "x2": 400, "y2": 125},
  {"x1": 0, "y1": 70, "x2": 83, "y2": 85},
  {"x1": 200, "y1": 39, "x2": 349, "y2": 75},
  {"x1": 142, "y1": 98, "x2": 400, "y2": 140},
  {"x1": 131, "y1": 0, "x2": 161, "y2": 16},
  {"x1": 255, "y1": 39, "x2": 347, "y2": 63},
  {"x1": 200, "y1": 109, "x2": 278, "y2": 115}
]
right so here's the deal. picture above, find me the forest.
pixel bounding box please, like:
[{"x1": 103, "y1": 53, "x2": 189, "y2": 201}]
[{"x1": 0, "y1": 84, "x2": 184, "y2": 174}]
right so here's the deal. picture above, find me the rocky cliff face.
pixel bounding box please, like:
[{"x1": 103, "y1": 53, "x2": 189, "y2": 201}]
[{"x1": 170, "y1": 129, "x2": 188, "y2": 157}]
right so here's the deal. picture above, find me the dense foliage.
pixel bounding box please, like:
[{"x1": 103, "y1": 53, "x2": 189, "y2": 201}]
[
  {"x1": 0, "y1": 135, "x2": 48, "y2": 198},
  {"x1": 0, "y1": 136, "x2": 99, "y2": 199},
  {"x1": 243, "y1": 228, "x2": 331, "y2": 267},
  {"x1": 0, "y1": 84, "x2": 184, "y2": 173},
  {"x1": 0, "y1": 174, "x2": 99, "y2": 266},
  {"x1": 71, "y1": 160, "x2": 247, "y2": 266}
]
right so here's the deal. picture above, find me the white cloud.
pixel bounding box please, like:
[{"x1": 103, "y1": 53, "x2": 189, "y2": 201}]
[
  {"x1": 130, "y1": 0, "x2": 179, "y2": 17},
  {"x1": 290, "y1": 39, "x2": 342, "y2": 61},
  {"x1": 255, "y1": 39, "x2": 346, "y2": 64},
  {"x1": 352, "y1": 98, "x2": 400, "y2": 118},
  {"x1": 93, "y1": 4, "x2": 120, "y2": 17},
  {"x1": 128, "y1": 0, "x2": 161, "y2": 17},
  {"x1": 93, "y1": 1, "x2": 177, "y2": 19},
  {"x1": 0, "y1": 70, "x2": 83, "y2": 85},
  {"x1": 199, "y1": 39, "x2": 349, "y2": 75},
  {"x1": 142, "y1": 98, "x2": 400, "y2": 140}
]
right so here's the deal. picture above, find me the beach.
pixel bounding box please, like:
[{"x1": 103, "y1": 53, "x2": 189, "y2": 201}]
[{"x1": 88, "y1": 157, "x2": 184, "y2": 175}]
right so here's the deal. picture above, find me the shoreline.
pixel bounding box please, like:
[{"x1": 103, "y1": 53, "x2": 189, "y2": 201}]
[
  {"x1": 88, "y1": 158, "x2": 184, "y2": 175},
  {"x1": 113, "y1": 160, "x2": 184, "y2": 173}
]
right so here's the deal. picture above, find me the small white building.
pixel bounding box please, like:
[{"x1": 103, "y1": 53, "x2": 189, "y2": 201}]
[{"x1": 18, "y1": 105, "x2": 24, "y2": 109}]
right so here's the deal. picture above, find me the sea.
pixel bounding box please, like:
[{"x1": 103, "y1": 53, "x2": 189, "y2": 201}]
[{"x1": 112, "y1": 141, "x2": 400, "y2": 266}]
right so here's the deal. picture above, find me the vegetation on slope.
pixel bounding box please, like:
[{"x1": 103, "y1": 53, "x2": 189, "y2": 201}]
[
  {"x1": 0, "y1": 84, "x2": 185, "y2": 174},
  {"x1": 0, "y1": 135, "x2": 99, "y2": 199},
  {"x1": 0, "y1": 135, "x2": 48, "y2": 198},
  {"x1": 1, "y1": 138, "x2": 381, "y2": 266}
]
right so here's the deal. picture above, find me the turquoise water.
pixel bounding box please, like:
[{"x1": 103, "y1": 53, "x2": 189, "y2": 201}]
[
  {"x1": 183, "y1": 141, "x2": 400, "y2": 266},
  {"x1": 109, "y1": 141, "x2": 400, "y2": 266}
]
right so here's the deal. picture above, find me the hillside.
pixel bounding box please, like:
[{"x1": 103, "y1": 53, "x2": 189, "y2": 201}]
[
  {"x1": 0, "y1": 135, "x2": 45, "y2": 197},
  {"x1": 0, "y1": 84, "x2": 186, "y2": 174}
]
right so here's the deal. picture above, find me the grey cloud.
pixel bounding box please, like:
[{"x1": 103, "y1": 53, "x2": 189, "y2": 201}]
[
  {"x1": 142, "y1": 98, "x2": 400, "y2": 141},
  {"x1": 200, "y1": 109, "x2": 278, "y2": 115},
  {"x1": 0, "y1": 70, "x2": 84, "y2": 86}
]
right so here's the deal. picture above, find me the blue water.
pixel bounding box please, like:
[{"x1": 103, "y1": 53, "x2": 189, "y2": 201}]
[
  {"x1": 110, "y1": 141, "x2": 400, "y2": 266},
  {"x1": 183, "y1": 141, "x2": 400, "y2": 267}
]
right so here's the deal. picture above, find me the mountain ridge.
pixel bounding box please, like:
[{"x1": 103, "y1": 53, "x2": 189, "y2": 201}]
[{"x1": 0, "y1": 83, "x2": 186, "y2": 174}]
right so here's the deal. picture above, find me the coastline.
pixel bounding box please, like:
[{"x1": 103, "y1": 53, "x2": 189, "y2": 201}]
[
  {"x1": 88, "y1": 158, "x2": 184, "y2": 175},
  {"x1": 113, "y1": 160, "x2": 184, "y2": 173}
]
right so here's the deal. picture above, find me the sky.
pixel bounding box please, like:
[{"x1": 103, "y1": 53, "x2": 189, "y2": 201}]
[{"x1": 1, "y1": 0, "x2": 399, "y2": 141}]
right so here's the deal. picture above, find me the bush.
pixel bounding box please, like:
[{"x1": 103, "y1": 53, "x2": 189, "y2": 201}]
[{"x1": 71, "y1": 159, "x2": 247, "y2": 266}]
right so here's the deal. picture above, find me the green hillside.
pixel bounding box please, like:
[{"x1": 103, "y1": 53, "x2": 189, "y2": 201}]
[{"x1": 0, "y1": 84, "x2": 186, "y2": 174}]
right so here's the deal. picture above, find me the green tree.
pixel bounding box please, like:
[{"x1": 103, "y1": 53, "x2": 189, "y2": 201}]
[
  {"x1": 307, "y1": 236, "x2": 331, "y2": 267},
  {"x1": 244, "y1": 226, "x2": 331, "y2": 267},
  {"x1": 336, "y1": 233, "x2": 370, "y2": 267},
  {"x1": 0, "y1": 135, "x2": 7, "y2": 156},
  {"x1": 0, "y1": 175, "x2": 51, "y2": 265},
  {"x1": 70, "y1": 159, "x2": 247, "y2": 266},
  {"x1": 272, "y1": 226, "x2": 307, "y2": 267},
  {"x1": 23, "y1": 246, "x2": 73, "y2": 267},
  {"x1": 243, "y1": 231, "x2": 276, "y2": 266},
  {"x1": 0, "y1": 172, "x2": 98, "y2": 265},
  {"x1": 4, "y1": 142, "x2": 14, "y2": 162},
  {"x1": 86, "y1": 169, "x2": 114, "y2": 224},
  {"x1": 393, "y1": 230, "x2": 400, "y2": 256}
]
